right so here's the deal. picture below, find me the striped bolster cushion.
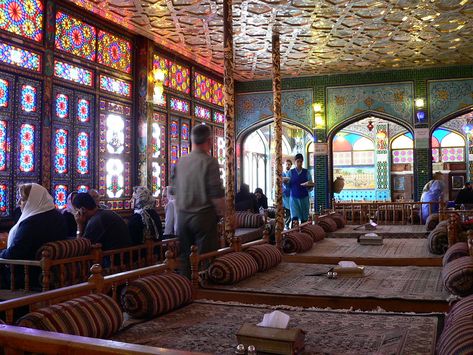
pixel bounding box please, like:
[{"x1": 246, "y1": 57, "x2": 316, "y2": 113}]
[
  {"x1": 443, "y1": 243, "x2": 469, "y2": 266},
  {"x1": 246, "y1": 245, "x2": 282, "y2": 272},
  {"x1": 317, "y1": 217, "x2": 338, "y2": 233},
  {"x1": 16, "y1": 294, "x2": 122, "y2": 339},
  {"x1": 208, "y1": 252, "x2": 258, "y2": 284},
  {"x1": 36, "y1": 238, "x2": 92, "y2": 260},
  {"x1": 121, "y1": 273, "x2": 192, "y2": 319},
  {"x1": 235, "y1": 212, "x2": 264, "y2": 228},
  {"x1": 283, "y1": 232, "x2": 313, "y2": 254},
  {"x1": 301, "y1": 224, "x2": 326, "y2": 242},
  {"x1": 443, "y1": 257, "x2": 473, "y2": 296},
  {"x1": 330, "y1": 213, "x2": 346, "y2": 228},
  {"x1": 427, "y1": 227, "x2": 448, "y2": 255},
  {"x1": 426, "y1": 213, "x2": 440, "y2": 231},
  {"x1": 445, "y1": 294, "x2": 473, "y2": 327},
  {"x1": 437, "y1": 317, "x2": 473, "y2": 355}
]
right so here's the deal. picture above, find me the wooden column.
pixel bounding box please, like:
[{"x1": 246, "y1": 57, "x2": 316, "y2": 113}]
[
  {"x1": 272, "y1": 33, "x2": 283, "y2": 247},
  {"x1": 223, "y1": 0, "x2": 235, "y2": 243}
]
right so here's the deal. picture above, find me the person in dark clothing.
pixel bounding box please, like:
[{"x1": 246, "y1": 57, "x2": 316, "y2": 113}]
[
  {"x1": 72, "y1": 193, "x2": 131, "y2": 251},
  {"x1": 62, "y1": 191, "x2": 78, "y2": 237},
  {"x1": 0, "y1": 183, "x2": 67, "y2": 260},
  {"x1": 254, "y1": 188, "x2": 268, "y2": 210},
  {"x1": 128, "y1": 186, "x2": 163, "y2": 245},
  {"x1": 235, "y1": 183, "x2": 258, "y2": 213},
  {"x1": 455, "y1": 181, "x2": 473, "y2": 207}
]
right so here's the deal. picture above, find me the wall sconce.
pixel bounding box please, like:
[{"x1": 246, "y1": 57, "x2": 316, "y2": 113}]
[
  {"x1": 415, "y1": 98, "x2": 425, "y2": 109},
  {"x1": 314, "y1": 113, "x2": 324, "y2": 128},
  {"x1": 416, "y1": 110, "x2": 426, "y2": 123},
  {"x1": 313, "y1": 103, "x2": 322, "y2": 113},
  {"x1": 153, "y1": 69, "x2": 165, "y2": 105}
]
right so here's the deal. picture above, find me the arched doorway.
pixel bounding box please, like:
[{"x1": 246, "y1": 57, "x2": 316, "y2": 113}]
[
  {"x1": 329, "y1": 116, "x2": 414, "y2": 201},
  {"x1": 240, "y1": 121, "x2": 314, "y2": 206}
]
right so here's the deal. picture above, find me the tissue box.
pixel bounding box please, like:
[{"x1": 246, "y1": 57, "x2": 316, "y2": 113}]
[
  {"x1": 236, "y1": 323, "x2": 305, "y2": 355},
  {"x1": 358, "y1": 233, "x2": 383, "y2": 245},
  {"x1": 333, "y1": 266, "x2": 365, "y2": 277}
]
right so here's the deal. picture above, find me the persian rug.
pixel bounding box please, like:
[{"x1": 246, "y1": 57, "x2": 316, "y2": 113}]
[
  {"x1": 112, "y1": 301, "x2": 441, "y2": 354},
  {"x1": 328, "y1": 225, "x2": 428, "y2": 239},
  {"x1": 204, "y1": 263, "x2": 448, "y2": 301}
]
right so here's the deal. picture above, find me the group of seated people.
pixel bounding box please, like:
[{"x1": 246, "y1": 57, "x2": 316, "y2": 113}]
[
  {"x1": 0, "y1": 183, "x2": 169, "y2": 262},
  {"x1": 235, "y1": 184, "x2": 268, "y2": 213}
]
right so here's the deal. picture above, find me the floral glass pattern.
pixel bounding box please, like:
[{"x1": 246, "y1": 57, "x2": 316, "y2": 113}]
[
  {"x1": 53, "y1": 184, "x2": 67, "y2": 209},
  {"x1": 19, "y1": 123, "x2": 34, "y2": 172},
  {"x1": 54, "y1": 128, "x2": 68, "y2": 174},
  {"x1": 21, "y1": 84, "x2": 37, "y2": 112},
  {"x1": 0, "y1": 120, "x2": 6, "y2": 171},
  {"x1": 55, "y1": 94, "x2": 68, "y2": 119},
  {"x1": 181, "y1": 122, "x2": 189, "y2": 141},
  {"x1": 76, "y1": 131, "x2": 89, "y2": 174},
  {"x1": 106, "y1": 114, "x2": 124, "y2": 154},
  {"x1": 97, "y1": 30, "x2": 131, "y2": 73},
  {"x1": 54, "y1": 60, "x2": 93, "y2": 87},
  {"x1": 170, "y1": 144, "x2": 178, "y2": 170},
  {"x1": 194, "y1": 105, "x2": 211, "y2": 121},
  {"x1": 170, "y1": 120, "x2": 178, "y2": 139},
  {"x1": 193, "y1": 72, "x2": 223, "y2": 106},
  {"x1": 77, "y1": 185, "x2": 89, "y2": 192},
  {"x1": 169, "y1": 97, "x2": 189, "y2": 113},
  {"x1": 0, "y1": 42, "x2": 40, "y2": 71},
  {"x1": 99, "y1": 75, "x2": 131, "y2": 97},
  {"x1": 0, "y1": 184, "x2": 7, "y2": 215},
  {"x1": 105, "y1": 158, "x2": 124, "y2": 198},
  {"x1": 211, "y1": 80, "x2": 224, "y2": 106},
  {"x1": 55, "y1": 11, "x2": 96, "y2": 61},
  {"x1": 0, "y1": 78, "x2": 9, "y2": 107},
  {"x1": 77, "y1": 98, "x2": 90, "y2": 122},
  {"x1": 213, "y1": 111, "x2": 225, "y2": 124},
  {"x1": 0, "y1": 0, "x2": 43, "y2": 42},
  {"x1": 152, "y1": 54, "x2": 190, "y2": 94},
  {"x1": 151, "y1": 112, "x2": 166, "y2": 197}
]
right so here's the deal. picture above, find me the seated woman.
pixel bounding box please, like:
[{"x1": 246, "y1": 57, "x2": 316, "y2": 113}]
[
  {"x1": 254, "y1": 188, "x2": 268, "y2": 211},
  {"x1": 0, "y1": 183, "x2": 67, "y2": 260},
  {"x1": 62, "y1": 191, "x2": 78, "y2": 237},
  {"x1": 128, "y1": 186, "x2": 163, "y2": 244},
  {"x1": 235, "y1": 184, "x2": 258, "y2": 213}
]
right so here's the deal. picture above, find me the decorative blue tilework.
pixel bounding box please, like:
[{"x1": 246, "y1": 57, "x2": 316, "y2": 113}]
[{"x1": 429, "y1": 79, "x2": 473, "y2": 124}]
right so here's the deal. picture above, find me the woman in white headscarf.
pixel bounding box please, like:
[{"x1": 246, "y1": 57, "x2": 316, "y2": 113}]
[
  {"x1": 164, "y1": 186, "x2": 178, "y2": 237},
  {"x1": 0, "y1": 183, "x2": 67, "y2": 260},
  {"x1": 62, "y1": 191, "x2": 78, "y2": 237},
  {"x1": 128, "y1": 186, "x2": 163, "y2": 244}
]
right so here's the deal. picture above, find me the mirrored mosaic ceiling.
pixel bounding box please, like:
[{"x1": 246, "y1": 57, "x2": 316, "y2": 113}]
[{"x1": 67, "y1": 0, "x2": 473, "y2": 81}]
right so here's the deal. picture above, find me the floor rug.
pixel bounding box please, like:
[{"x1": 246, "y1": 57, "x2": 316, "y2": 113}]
[
  {"x1": 328, "y1": 225, "x2": 428, "y2": 239},
  {"x1": 204, "y1": 263, "x2": 448, "y2": 301},
  {"x1": 112, "y1": 301, "x2": 441, "y2": 354}
]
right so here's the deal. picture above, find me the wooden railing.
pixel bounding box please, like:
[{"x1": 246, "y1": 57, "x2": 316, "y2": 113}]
[{"x1": 332, "y1": 200, "x2": 444, "y2": 225}]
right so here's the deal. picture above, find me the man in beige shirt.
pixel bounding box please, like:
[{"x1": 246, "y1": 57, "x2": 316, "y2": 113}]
[{"x1": 173, "y1": 124, "x2": 225, "y2": 278}]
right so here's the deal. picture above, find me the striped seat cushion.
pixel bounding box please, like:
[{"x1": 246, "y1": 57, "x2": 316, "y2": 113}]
[
  {"x1": 443, "y1": 242, "x2": 469, "y2": 266},
  {"x1": 317, "y1": 217, "x2": 338, "y2": 233},
  {"x1": 443, "y1": 257, "x2": 473, "y2": 296},
  {"x1": 437, "y1": 317, "x2": 473, "y2": 355},
  {"x1": 16, "y1": 294, "x2": 122, "y2": 339},
  {"x1": 283, "y1": 232, "x2": 313, "y2": 254},
  {"x1": 445, "y1": 294, "x2": 473, "y2": 327},
  {"x1": 36, "y1": 238, "x2": 92, "y2": 260},
  {"x1": 425, "y1": 213, "x2": 439, "y2": 231},
  {"x1": 121, "y1": 273, "x2": 192, "y2": 319},
  {"x1": 208, "y1": 252, "x2": 258, "y2": 285},
  {"x1": 235, "y1": 226, "x2": 264, "y2": 244},
  {"x1": 330, "y1": 213, "x2": 346, "y2": 228},
  {"x1": 300, "y1": 224, "x2": 325, "y2": 242},
  {"x1": 246, "y1": 244, "x2": 282, "y2": 272},
  {"x1": 427, "y1": 227, "x2": 448, "y2": 255},
  {"x1": 235, "y1": 212, "x2": 264, "y2": 228}
]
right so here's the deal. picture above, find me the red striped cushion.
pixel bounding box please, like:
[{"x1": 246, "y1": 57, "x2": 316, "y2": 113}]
[
  {"x1": 208, "y1": 252, "x2": 258, "y2": 284},
  {"x1": 427, "y1": 227, "x2": 448, "y2": 255},
  {"x1": 235, "y1": 212, "x2": 264, "y2": 228},
  {"x1": 317, "y1": 217, "x2": 338, "y2": 232},
  {"x1": 283, "y1": 232, "x2": 313, "y2": 254},
  {"x1": 246, "y1": 244, "x2": 282, "y2": 272},
  {"x1": 445, "y1": 294, "x2": 473, "y2": 327},
  {"x1": 122, "y1": 273, "x2": 192, "y2": 319},
  {"x1": 36, "y1": 238, "x2": 92, "y2": 260},
  {"x1": 16, "y1": 294, "x2": 122, "y2": 338},
  {"x1": 330, "y1": 213, "x2": 346, "y2": 228},
  {"x1": 300, "y1": 224, "x2": 326, "y2": 242},
  {"x1": 426, "y1": 213, "x2": 440, "y2": 231},
  {"x1": 443, "y1": 257, "x2": 473, "y2": 296},
  {"x1": 443, "y1": 243, "x2": 469, "y2": 266},
  {"x1": 437, "y1": 317, "x2": 473, "y2": 355}
]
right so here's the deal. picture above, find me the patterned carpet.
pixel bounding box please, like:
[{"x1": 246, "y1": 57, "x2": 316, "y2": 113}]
[
  {"x1": 112, "y1": 301, "x2": 441, "y2": 354},
  {"x1": 328, "y1": 225, "x2": 428, "y2": 239},
  {"x1": 204, "y1": 263, "x2": 448, "y2": 301}
]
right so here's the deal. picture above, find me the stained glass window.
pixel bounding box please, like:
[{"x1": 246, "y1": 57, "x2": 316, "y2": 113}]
[
  {"x1": 0, "y1": 120, "x2": 6, "y2": 171},
  {"x1": 0, "y1": 0, "x2": 43, "y2": 42},
  {"x1": 55, "y1": 94, "x2": 69, "y2": 119},
  {"x1": 99, "y1": 75, "x2": 131, "y2": 97},
  {"x1": 353, "y1": 151, "x2": 374, "y2": 165},
  {"x1": 211, "y1": 81, "x2": 224, "y2": 106},
  {"x1": 392, "y1": 150, "x2": 414, "y2": 164},
  {"x1": 54, "y1": 60, "x2": 93, "y2": 87},
  {"x1": 105, "y1": 158, "x2": 124, "y2": 198},
  {"x1": 77, "y1": 98, "x2": 90, "y2": 122},
  {"x1": 333, "y1": 151, "x2": 352, "y2": 166},
  {"x1": 214, "y1": 127, "x2": 225, "y2": 184},
  {"x1": 21, "y1": 84, "x2": 37, "y2": 112},
  {"x1": 19, "y1": 123, "x2": 35, "y2": 172},
  {"x1": 392, "y1": 134, "x2": 414, "y2": 165},
  {"x1": 181, "y1": 122, "x2": 189, "y2": 141},
  {"x1": 170, "y1": 144, "x2": 178, "y2": 170},
  {"x1": 151, "y1": 112, "x2": 166, "y2": 197},
  {"x1": 431, "y1": 129, "x2": 465, "y2": 163},
  {"x1": 53, "y1": 184, "x2": 68, "y2": 209},
  {"x1": 97, "y1": 30, "x2": 131, "y2": 73},
  {"x1": 77, "y1": 185, "x2": 89, "y2": 192},
  {"x1": 193, "y1": 72, "x2": 223, "y2": 106},
  {"x1": 170, "y1": 120, "x2": 178, "y2": 139},
  {"x1": 55, "y1": 11, "x2": 96, "y2": 61},
  {"x1": 54, "y1": 128, "x2": 68, "y2": 174},
  {"x1": 0, "y1": 78, "x2": 9, "y2": 107},
  {"x1": 106, "y1": 114, "x2": 124, "y2": 154},
  {"x1": 153, "y1": 54, "x2": 190, "y2": 94},
  {"x1": 213, "y1": 111, "x2": 224, "y2": 124},
  {"x1": 77, "y1": 131, "x2": 89, "y2": 174},
  {"x1": 169, "y1": 97, "x2": 189, "y2": 114},
  {"x1": 194, "y1": 105, "x2": 211, "y2": 121},
  {"x1": 0, "y1": 184, "x2": 8, "y2": 216},
  {"x1": 0, "y1": 42, "x2": 40, "y2": 71}
]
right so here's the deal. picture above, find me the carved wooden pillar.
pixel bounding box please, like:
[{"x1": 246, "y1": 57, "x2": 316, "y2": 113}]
[
  {"x1": 223, "y1": 0, "x2": 235, "y2": 242},
  {"x1": 273, "y1": 33, "x2": 283, "y2": 246}
]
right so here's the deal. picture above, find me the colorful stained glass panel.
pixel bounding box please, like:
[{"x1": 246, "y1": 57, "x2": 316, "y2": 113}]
[
  {"x1": 0, "y1": 0, "x2": 43, "y2": 42},
  {"x1": 170, "y1": 144, "x2": 178, "y2": 170},
  {"x1": 432, "y1": 148, "x2": 439, "y2": 163},
  {"x1": 0, "y1": 120, "x2": 6, "y2": 171},
  {"x1": 55, "y1": 11, "x2": 96, "y2": 61},
  {"x1": 77, "y1": 185, "x2": 89, "y2": 192},
  {"x1": 97, "y1": 30, "x2": 131, "y2": 73},
  {"x1": 0, "y1": 184, "x2": 7, "y2": 215},
  {"x1": 392, "y1": 149, "x2": 413, "y2": 164},
  {"x1": 54, "y1": 61, "x2": 93, "y2": 87},
  {"x1": 21, "y1": 85, "x2": 37, "y2": 112},
  {"x1": 170, "y1": 120, "x2": 178, "y2": 139},
  {"x1": 99, "y1": 75, "x2": 131, "y2": 97},
  {"x1": 77, "y1": 98, "x2": 90, "y2": 122},
  {"x1": 194, "y1": 105, "x2": 211, "y2": 121},
  {"x1": 105, "y1": 158, "x2": 124, "y2": 198},
  {"x1": 53, "y1": 184, "x2": 68, "y2": 209},
  {"x1": 0, "y1": 42, "x2": 40, "y2": 71},
  {"x1": 106, "y1": 114, "x2": 124, "y2": 154},
  {"x1": 169, "y1": 97, "x2": 189, "y2": 114},
  {"x1": 213, "y1": 111, "x2": 225, "y2": 124},
  {"x1": 181, "y1": 122, "x2": 189, "y2": 141},
  {"x1": 194, "y1": 72, "x2": 211, "y2": 102},
  {"x1": 169, "y1": 62, "x2": 190, "y2": 94},
  {"x1": 55, "y1": 94, "x2": 68, "y2": 119},
  {"x1": 441, "y1": 147, "x2": 464, "y2": 162},
  {"x1": 0, "y1": 79, "x2": 9, "y2": 107},
  {"x1": 151, "y1": 162, "x2": 161, "y2": 197},
  {"x1": 211, "y1": 80, "x2": 224, "y2": 106},
  {"x1": 77, "y1": 131, "x2": 89, "y2": 174},
  {"x1": 19, "y1": 123, "x2": 34, "y2": 172},
  {"x1": 54, "y1": 128, "x2": 68, "y2": 174}
]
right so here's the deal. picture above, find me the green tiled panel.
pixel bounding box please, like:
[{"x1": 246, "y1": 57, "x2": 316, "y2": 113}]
[
  {"x1": 315, "y1": 156, "x2": 328, "y2": 210},
  {"x1": 415, "y1": 149, "x2": 431, "y2": 200}
]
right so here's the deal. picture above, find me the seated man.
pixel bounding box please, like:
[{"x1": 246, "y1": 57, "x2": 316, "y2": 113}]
[
  {"x1": 72, "y1": 193, "x2": 132, "y2": 251},
  {"x1": 88, "y1": 189, "x2": 110, "y2": 210},
  {"x1": 235, "y1": 184, "x2": 258, "y2": 213}
]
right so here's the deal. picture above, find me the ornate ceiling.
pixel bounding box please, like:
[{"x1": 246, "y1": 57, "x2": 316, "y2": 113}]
[{"x1": 67, "y1": 0, "x2": 473, "y2": 81}]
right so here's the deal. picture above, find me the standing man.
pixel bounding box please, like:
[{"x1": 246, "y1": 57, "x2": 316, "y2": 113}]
[
  {"x1": 285, "y1": 153, "x2": 313, "y2": 226},
  {"x1": 282, "y1": 159, "x2": 292, "y2": 229},
  {"x1": 174, "y1": 124, "x2": 225, "y2": 278}
]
